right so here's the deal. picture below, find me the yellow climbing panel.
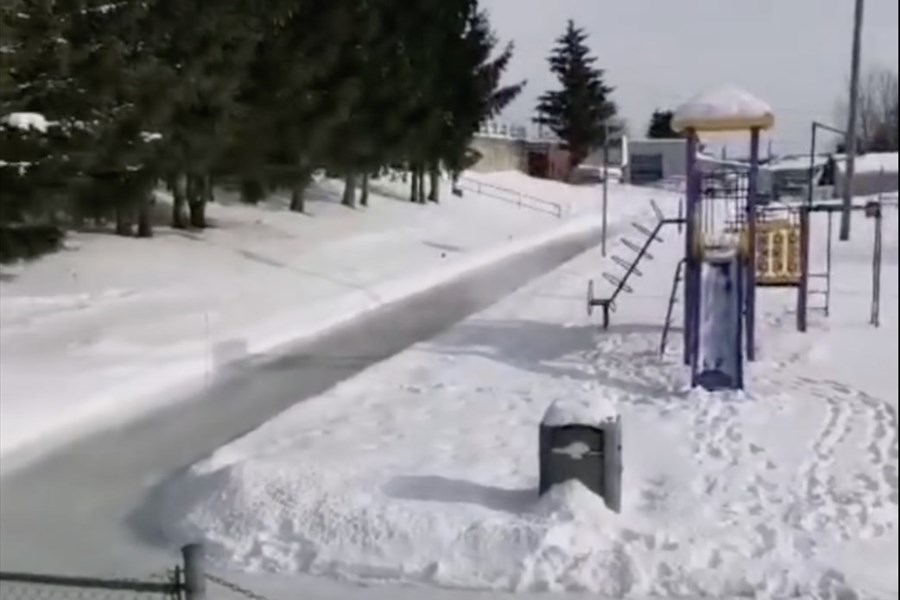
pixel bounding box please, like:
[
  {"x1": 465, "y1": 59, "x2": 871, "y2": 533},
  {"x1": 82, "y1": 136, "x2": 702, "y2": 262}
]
[{"x1": 755, "y1": 219, "x2": 801, "y2": 286}]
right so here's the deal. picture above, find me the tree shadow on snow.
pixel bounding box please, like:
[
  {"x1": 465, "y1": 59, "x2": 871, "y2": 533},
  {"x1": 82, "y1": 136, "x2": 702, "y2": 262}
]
[
  {"x1": 383, "y1": 475, "x2": 535, "y2": 515},
  {"x1": 425, "y1": 319, "x2": 672, "y2": 382}
]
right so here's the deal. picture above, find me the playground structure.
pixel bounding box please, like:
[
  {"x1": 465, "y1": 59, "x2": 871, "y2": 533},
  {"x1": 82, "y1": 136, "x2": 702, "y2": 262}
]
[
  {"x1": 796, "y1": 197, "x2": 886, "y2": 329},
  {"x1": 674, "y1": 90, "x2": 774, "y2": 391},
  {"x1": 586, "y1": 89, "x2": 887, "y2": 392},
  {"x1": 586, "y1": 86, "x2": 773, "y2": 391}
]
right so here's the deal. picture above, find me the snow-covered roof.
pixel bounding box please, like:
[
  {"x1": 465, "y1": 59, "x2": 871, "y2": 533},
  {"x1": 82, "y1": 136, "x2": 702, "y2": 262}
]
[
  {"x1": 834, "y1": 152, "x2": 898, "y2": 175},
  {"x1": 764, "y1": 155, "x2": 829, "y2": 172},
  {"x1": 672, "y1": 86, "x2": 774, "y2": 133}
]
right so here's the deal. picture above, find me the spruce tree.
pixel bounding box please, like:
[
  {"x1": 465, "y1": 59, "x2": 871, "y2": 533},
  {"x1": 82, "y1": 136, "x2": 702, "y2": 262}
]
[
  {"x1": 646, "y1": 109, "x2": 680, "y2": 139},
  {"x1": 149, "y1": 0, "x2": 262, "y2": 228},
  {"x1": 224, "y1": 1, "x2": 344, "y2": 213},
  {"x1": 0, "y1": 0, "x2": 83, "y2": 258},
  {"x1": 438, "y1": 7, "x2": 524, "y2": 182},
  {"x1": 534, "y1": 20, "x2": 616, "y2": 167},
  {"x1": 66, "y1": 0, "x2": 171, "y2": 236}
]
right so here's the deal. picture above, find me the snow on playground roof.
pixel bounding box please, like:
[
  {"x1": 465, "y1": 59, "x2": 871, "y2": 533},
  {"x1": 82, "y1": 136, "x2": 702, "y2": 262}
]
[
  {"x1": 834, "y1": 152, "x2": 899, "y2": 175},
  {"x1": 672, "y1": 85, "x2": 774, "y2": 133}
]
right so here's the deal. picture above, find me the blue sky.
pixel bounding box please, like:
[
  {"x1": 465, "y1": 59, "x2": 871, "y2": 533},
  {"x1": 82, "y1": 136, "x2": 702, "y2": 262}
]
[{"x1": 481, "y1": 0, "x2": 899, "y2": 155}]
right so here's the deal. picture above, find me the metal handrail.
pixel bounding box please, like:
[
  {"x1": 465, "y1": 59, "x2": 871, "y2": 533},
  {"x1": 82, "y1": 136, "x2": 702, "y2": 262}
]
[{"x1": 456, "y1": 176, "x2": 563, "y2": 218}]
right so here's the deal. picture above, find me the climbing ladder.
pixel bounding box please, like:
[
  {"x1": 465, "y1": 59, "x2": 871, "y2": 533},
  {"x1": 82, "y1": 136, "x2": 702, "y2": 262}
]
[
  {"x1": 587, "y1": 199, "x2": 684, "y2": 329},
  {"x1": 806, "y1": 211, "x2": 834, "y2": 318},
  {"x1": 659, "y1": 258, "x2": 686, "y2": 356}
]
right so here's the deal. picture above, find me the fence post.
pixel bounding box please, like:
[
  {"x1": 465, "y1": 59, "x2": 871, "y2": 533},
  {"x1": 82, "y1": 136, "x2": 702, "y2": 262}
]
[{"x1": 182, "y1": 544, "x2": 206, "y2": 600}]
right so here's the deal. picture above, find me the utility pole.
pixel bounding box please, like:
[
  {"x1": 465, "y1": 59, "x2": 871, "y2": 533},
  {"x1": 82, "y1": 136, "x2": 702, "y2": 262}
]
[
  {"x1": 601, "y1": 122, "x2": 610, "y2": 257},
  {"x1": 840, "y1": 0, "x2": 865, "y2": 241}
]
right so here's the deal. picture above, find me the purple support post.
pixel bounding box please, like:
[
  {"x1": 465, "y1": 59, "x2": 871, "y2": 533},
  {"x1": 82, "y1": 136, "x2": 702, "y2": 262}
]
[
  {"x1": 683, "y1": 131, "x2": 699, "y2": 367},
  {"x1": 745, "y1": 128, "x2": 760, "y2": 361},
  {"x1": 796, "y1": 206, "x2": 810, "y2": 332}
]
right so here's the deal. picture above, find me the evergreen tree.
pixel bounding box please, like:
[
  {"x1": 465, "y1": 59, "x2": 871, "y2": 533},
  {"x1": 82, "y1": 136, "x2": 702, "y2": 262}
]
[
  {"x1": 149, "y1": 0, "x2": 262, "y2": 228},
  {"x1": 439, "y1": 7, "x2": 524, "y2": 181},
  {"x1": 1, "y1": 0, "x2": 527, "y2": 261},
  {"x1": 646, "y1": 109, "x2": 680, "y2": 139},
  {"x1": 445, "y1": 10, "x2": 526, "y2": 178},
  {"x1": 533, "y1": 20, "x2": 616, "y2": 167},
  {"x1": 400, "y1": 4, "x2": 524, "y2": 202},
  {"x1": 0, "y1": 0, "x2": 83, "y2": 259},
  {"x1": 225, "y1": 1, "x2": 345, "y2": 213},
  {"x1": 66, "y1": 0, "x2": 172, "y2": 236},
  {"x1": 317, "y1": 0, "x2": 397, "y2": 208}
]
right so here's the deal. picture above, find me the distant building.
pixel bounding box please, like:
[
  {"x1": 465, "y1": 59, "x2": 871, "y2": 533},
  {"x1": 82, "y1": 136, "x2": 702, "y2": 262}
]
[
  {"x1": 758, "y1": 155, "x2": 829, "y2": 200},
  {"x1": 627, "y1": 139, "x2": 688, "y2": 184},
  {"x1": 525, "y1": 140, "x2": 572, "y2": 182},
  {"x1": 469, "y1": 136, "x2": 527, "y2": 173}
]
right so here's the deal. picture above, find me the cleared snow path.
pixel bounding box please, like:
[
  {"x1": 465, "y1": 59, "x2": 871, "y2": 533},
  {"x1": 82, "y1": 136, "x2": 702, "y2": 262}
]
[{"x1": 0, "y1": 222, "x2": 604, "y2": 579}]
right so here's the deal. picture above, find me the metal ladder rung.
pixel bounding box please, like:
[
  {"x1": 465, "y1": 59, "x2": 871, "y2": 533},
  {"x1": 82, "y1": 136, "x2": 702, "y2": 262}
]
[
  {"x1": 602, "y1": 272, "x2": 634, "y2": 294},
  {"x1": 649, "y1": 199, "x2": 664, "y2": 222},
  {"x1": 612, "y1": 255, "x2": 642, "y2": 277},
  {"x1": 632, "y1": 221, "x2": 663, "y2": 242},
  {"x1": 621, "y1": 238, "x2": 654, "y2": 260}
]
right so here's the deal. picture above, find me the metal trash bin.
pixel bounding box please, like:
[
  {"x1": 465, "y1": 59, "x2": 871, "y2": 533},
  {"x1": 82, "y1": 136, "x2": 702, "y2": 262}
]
[{"x1": 538, "y1": 399, "x2": 622, "y2": 513}]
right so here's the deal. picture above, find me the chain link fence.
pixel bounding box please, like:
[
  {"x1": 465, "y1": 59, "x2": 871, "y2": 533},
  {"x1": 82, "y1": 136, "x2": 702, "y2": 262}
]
[
  {"x1": 205, "y1": 573, "x2": 272, "y2": 600},
  {"x1": 0, "y1": 546, "x2": 274, "y2": 600}
]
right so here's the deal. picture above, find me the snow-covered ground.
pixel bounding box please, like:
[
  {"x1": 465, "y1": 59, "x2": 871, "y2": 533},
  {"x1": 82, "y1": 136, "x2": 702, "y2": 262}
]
[
  {"x1": 0, "y1": 173, "x2": 665, "y2": 470},
  {"x1": 157, "y1": 196, "x2": 898, "y2": 599}
]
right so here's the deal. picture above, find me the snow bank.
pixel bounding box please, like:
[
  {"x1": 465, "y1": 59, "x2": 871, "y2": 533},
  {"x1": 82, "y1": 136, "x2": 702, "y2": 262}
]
[{"x1": 672, "y1": 85, "x2": 774, "y2": 133}]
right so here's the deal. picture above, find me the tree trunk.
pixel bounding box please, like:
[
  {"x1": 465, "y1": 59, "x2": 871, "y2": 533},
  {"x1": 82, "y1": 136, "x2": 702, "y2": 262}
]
[
  {"x1": 170, "y1": 173, "x2": 188, "y2": 229},
  {"x1": 289, "y1": 181, "x2": 306, "y2": 213},
  {"x1": 360, "y1": 174, "x2": 369, "y2": 207},
  {"x1": 428, "y1": 165, "x2": 440, "y2": 203},
  {"x1": 341, "y1": 172, "x2": 357, "y2": 208},
  {"x1": 409, "y1": 165, "x2": 417, "y2": 202},
  {"x1": 187, "y1": 174, "x2": 207, "y2": 228},
  {"x1": 416, "y1": 166, "x2": 426, "y2": 204},
  {"x1": 451, "y1": 171, "x2": 462, "y2": 196},
  {"x1": 136, "y1": 190, "x2": 153, "y2": 238},
  {"x1": 289, "y1": 166, "x2": 313, "y2": 212},
  {"x1": 114, "y1": 202, "x2": 133, "y2": 236}
]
